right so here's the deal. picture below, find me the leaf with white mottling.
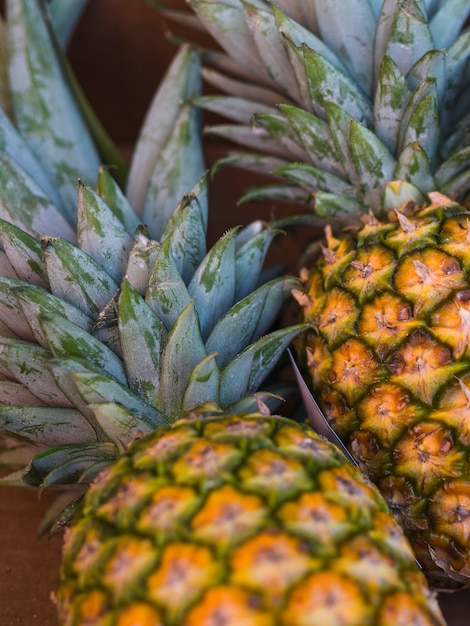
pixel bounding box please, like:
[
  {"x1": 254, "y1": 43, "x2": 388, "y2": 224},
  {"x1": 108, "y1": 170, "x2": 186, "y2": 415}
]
[
  {"x1": 89, "y1": 402, "x2": 153, "y2": 454},
  {"x1": 0, "y1": 151, "x2": 75, "y2": 239},
  {"x1": 0, "y1": 405, "x2": 96, "y2": 446},
  {"x1": 157, "y1": 301, "x2": 207, "y2": 419},
  {"x1": 181, "y1": 353, "x2": 221, "y2": 414},
  {"x1": 220, "y1": 324, "x2": 307, "y2": 407},
  {"x1": 39, "y1": 311, "x2": 127, "y2": 384},
  {"x1": 118, "y1": 280, "x2": 167, "y2": 408},
  {"x1": 96, "y1": 167, "x2": 141, "y2": 235},
  {"x1": 127, "y1": 45, "x2": 202, "y2": 216},
  {"x1": 206, "y1": 277, "x2": 301, "y2": 368},
  {"x1": 77, "y1": 182, "x2": 134, "y2": 284},
  {"x1": 42, "y1": 236, "x2": 119, "y2": 318},
  {"x1": 141, "y1": 104, "x2": 206, "y2": 240},
  {"x1": 145, "y1": 237, "x2": 191, "y2": 331},
  {"x1": 188, "y1": 228, "x2": 237, "y2": 340},
  {"x1": 160, "y1": 193, "x2": 207, "y2": 284},
  {"x1": 7, "y1": 0, "x2": 101, "y2": 217},
  {"x1": 0, "y1": 219, "x2": 48, "y2": 287},
  {"x1": 15, "y1": 283, "x2": 91, "y2": 346},
  {"x1": 0, "y1": 339, "x2": 72, "y2": 407}
]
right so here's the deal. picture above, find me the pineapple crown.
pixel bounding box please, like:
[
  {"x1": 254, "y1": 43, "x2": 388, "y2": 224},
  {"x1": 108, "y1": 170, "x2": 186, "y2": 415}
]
[
  {"x1": 163, "y1": 0, "x2": 470, "y2": 221},
  {"x1": 0, "y1": 0, "x2": 305, "y2": 513}
]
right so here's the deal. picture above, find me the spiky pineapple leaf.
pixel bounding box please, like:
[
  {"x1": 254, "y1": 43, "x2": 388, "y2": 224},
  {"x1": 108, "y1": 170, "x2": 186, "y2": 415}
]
[
  {"x1": 127, "y1": 45, "x2": 203, "y2": 218},
  {"x1": 274, "y1": 162, "x2": 353, "y2": 196},
  {"x1": 312, "y1": 0, "x2": 376, "y2": 97},
  {"x1": 41, "y1": 236, "x2": 119, "y2": 318},
  {"x1": 38, "y1": 311, "x2": 127, "y2": 385},
  {"x1": 7, "y1": 0, "x2": 101, "y2": 217},
  {"x1": 71, "y1": 369, "x2": 166, "y2": 429},
  {"x1": 0, "y1": 406, "x2": 96, "y2": 446},
  {"x1": 234, "y1": 222, "x2": 282, "y2": 300},
  {"x1": 0, "y1": 339, "x2": 72, "y2": 407},
  {"x1": 374, "y1": 55, "x2": 412, "y2": 155},
  {"x1": 206, "y1": 277, "x2": 300, "y2": 369},
  {"x1": 303, "y1": 45, "x2": 373, "y2": 125},
  {"x1": 0, "y1": 380, "x2": 45, "y2": 406},
  {"x1": 0, "y1": 276, "x2": 36, "y2": 341},
  {"x1": 399, "y1": 91, "x2": 439, "y2": 169},
  {"x1": 394, "y1": 141, "x2": 436, "y2": 193},
  {"x1": 23, "y1": 442, "x2": 118, "y2": 488},
  {"x1": 0, "y1": 218, "x2": 48, "y2": 287},
  {"x1": 0, "y1": 107, "x2": 65, "y2": 209},
  {"x1": 429, "y1": 0, "x2": 470, "y2": 48},
  {"x1": 76, "y1": 182, "x2": 135, "y2": 284},
  {"x1": 242, "y1": 2, "x2": 302, "y2": 102},
  {"x1": 219, "y1": 324, "x2": 307, "y2": 407},
  {"x1": 349, "y1": 119, "x2": 397, "y2": 211},
  {"x1": 145, "y1": 237, "x2": 191, "y2": 331},
  {"x1": 157, "y1": 300, "x2": 207, "y2": 419},
  {"x1": 0, "y1": 151, "x2": 75, "y2": 239},
  {"x1": 160, "y1": 192, "x2": 207, "y2": 284},
  {"x1": 14, "y1": 283, "x2": 92, "y2": 349},
  {"x1": 435, "y1": 146, "x2": 470, "y2": 187},
  {"x1": 188, "y1": 228, "x2": 237, "y2": 340},
  {"x1": 96, "y1": 167, "x2": 141, "y2": 235},
  {"x1": 279, "y1": 104, "x2": 344, "y2": 177},
  {"x1": 187, "y1": 0, "x2": 269, "y2": 84},
  {"x1": 251, "y1": 112, "x2": 310, "y2": 161},
  {"x1": 88, "y1": 402, "x2": 153, "y2": 454},
  {"x1": 181, "y1": 353, "x2": 221, "y2": 414},
  {"x1": 141, "y1": 104, "x2": 206, "y2": 240},
  {"x1": 118, "y1": 280, "x2": 168, "y2": 408}
]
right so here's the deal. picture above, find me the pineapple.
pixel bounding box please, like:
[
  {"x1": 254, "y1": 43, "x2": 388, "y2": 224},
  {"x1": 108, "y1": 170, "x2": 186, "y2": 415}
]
[
  {"x1": 0, "y1": 1, "x2": 448, "y2": 624},
  {"x1": 176, "y1": 0, "x2": 470, "y2": 589}
]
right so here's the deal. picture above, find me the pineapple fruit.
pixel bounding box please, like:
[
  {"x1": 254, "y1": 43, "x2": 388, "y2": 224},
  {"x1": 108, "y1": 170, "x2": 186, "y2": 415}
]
[
  {"x1": 0, "y1": 0, "x2": 450, "y2": 624},
  {"x1": 178, "y1": 0, "x2": 470, "y2": 590}
]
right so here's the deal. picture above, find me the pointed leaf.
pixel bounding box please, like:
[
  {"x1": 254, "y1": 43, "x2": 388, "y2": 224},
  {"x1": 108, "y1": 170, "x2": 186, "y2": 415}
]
[
  {"x1": 0, "y1": 339, "x2": 72, "y2": 407},
  {"x1": 39, "y1": 311, "x2": 127, "y2": 384},
  {"x1": 206, "y1": 277, "x2": 300, "y2": 368},
  {"x1": 15, "y1": 283, "x2": 92, "y2": 348},
  {"x1": 42, "y1": 236, "x2": 119, "y2": 318},
  {"x1": 349, "y1": 119, "x2": 397, "y2": 211},
  {"x1": 220, "y1": 324, "x2": 307, "y2": 407},
  {"x1": 303, "y1": 45, "x2": 373, "y2": 125},
  {"x1": 235, "y1": 222, "x2": 283, "y2": 300},
  {"x1": 188, "y1": 228, "x2": 237, "y2": 340},
  {"x1": 160, "y1": 193, "x2": 207, "y2": 284},
  {"x1": 146, "y1": 237, "x2": 191, "y2": 331},
  {"x1": 7, "y1": 0, "x2": 101, "y2": 216},
  {"x1": 394, "y1": 142, "x2": 436, "y2": 193},
  {"x1": 0, "y1": 276, "x2": 37, "y2": 341},
  {"x1": 72, "y1": 370, "x2": 166, "y2": 429},
  {"x1": 0, "y1": 405, "x2": 96, "y2": 446},
  {"x1": 118, "y1": 280, "x2": 167, "y2": 408},
  {"x1": 374, "y1": 55, "x2": 412, "y2": 155},
  {"x1": 312, "y1": 0, "x2": 376, "y2": 97},
  {"x1": 157, "y1": 300, "x2": 207, "y2": 419},
  {"x1": 251, "y1": 112, "x2": 310, "y2": 161},
  {"x1": 0, "y1": 219, "x2": 48, "y2": 287},
  {"x1": 96, "y1": 167, "x2": 141, "y2": 235},
  {"x1": 89, "y1": 402, "x2": 153, "y2": 454},
  {"x1": 77, "y1": 182, "x2": 134, "y2": 283},
  {"x1": 141, "y1": 104, "x2": 206, "y2": 240},
  {"x1": 279, "y1": 104, "x2": 344, "y2": 176},
  {"x1": 181, "y1": 353, "x2": 221, "y2": 414},
  {"x1": 127, "y1": 45, "x2": 202, "y2": 216},
  {"x1": 0, "y1": 151, "x2": 75, "y2": 239}
]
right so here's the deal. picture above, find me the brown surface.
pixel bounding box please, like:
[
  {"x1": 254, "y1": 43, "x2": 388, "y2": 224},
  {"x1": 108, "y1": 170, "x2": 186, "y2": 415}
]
[{"x1": 1, "y1": 1, "x2": 470, "y2": 624}]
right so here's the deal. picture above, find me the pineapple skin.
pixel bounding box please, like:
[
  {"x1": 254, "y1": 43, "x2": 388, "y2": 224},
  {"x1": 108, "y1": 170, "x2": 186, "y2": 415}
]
[
  {"x1": 57, "y1": 413, "x2": 445, "y2": 626},
  {"x1": 295, "y1": 197, "x2": 470, "y2": 590}
]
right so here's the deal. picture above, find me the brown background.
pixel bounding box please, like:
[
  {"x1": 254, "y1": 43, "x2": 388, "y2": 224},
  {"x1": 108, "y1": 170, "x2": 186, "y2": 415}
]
[{"x1": 0, "y1": 1, "x2": 469, "y2": 624}]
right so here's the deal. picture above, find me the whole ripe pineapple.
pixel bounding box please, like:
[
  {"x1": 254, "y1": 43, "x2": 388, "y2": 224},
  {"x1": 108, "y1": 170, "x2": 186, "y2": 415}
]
[
  {"x1": 176, "y1": 0, "x2": 470, "y2": 589},
  {"x1": 0, "y1": 1, "x2": 449, "y2": 625}
]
